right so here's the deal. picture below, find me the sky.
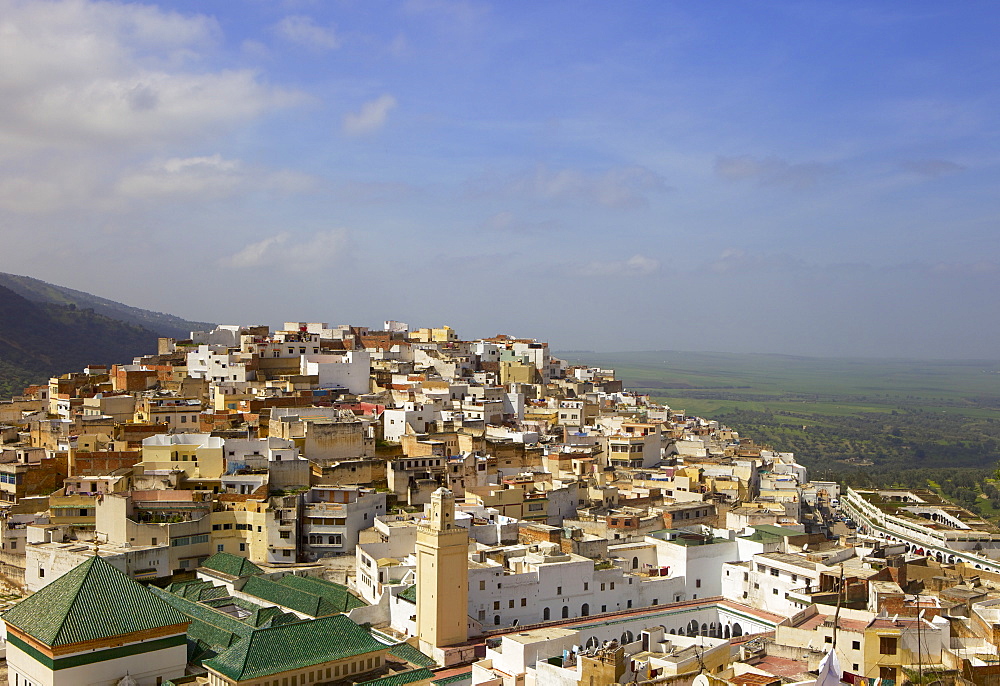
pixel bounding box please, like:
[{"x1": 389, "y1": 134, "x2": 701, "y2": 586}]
[{"x1": 1, "y1": 0, "x2": 999, "y2": 359}]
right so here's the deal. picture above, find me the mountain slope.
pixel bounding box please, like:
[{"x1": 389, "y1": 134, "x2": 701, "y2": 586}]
[
  {"x1": 0, "y1": 284, "x2": 161, "y2": 397},
  {"x1": 0, "y1": 272, "x2": 213, "y2": 339}
]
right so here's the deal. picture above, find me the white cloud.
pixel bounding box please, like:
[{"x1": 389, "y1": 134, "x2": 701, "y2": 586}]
[
  {"x1": 0, "y1": 0, "x2": 300, "y2": 151},
  {"x1": 221, "y1": 229, "x2": 350, "y2": 270},
  {"x1": 586, "y1": 254, "x2": 660, "y2": 277},
  {"x1": 342, "y1": 94, "x2": 398, "y2": 136},
  {"x1": 274, "y1": 15, "x2": 339, "y2": 51},
  {"x1": 476, "y1": 164, "x2": 668, "y2": 208},
  {"x1": 115, "y1": 154, "x2": 319, "y2": 201},
  {"x1": 899, "y1": 159, "x2": 966, "y2": 178},
  {"x1": 714, "y1": 155, "x2": 834, "y2": 189}
]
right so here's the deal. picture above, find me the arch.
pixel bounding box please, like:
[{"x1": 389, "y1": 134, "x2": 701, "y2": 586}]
[
  {"x1": 586, "y1": 636, "x2": 600, "y2": 649},
  {"x1": 543, "y1": 607, "x2": 551, "y2": 621},
  {"x1": 936, "y1": 552, "x2": 943, "y2": 562},
  {"x1": 632, "y1": 556, "x2": 639, "y2": 570},
  {"x1": 688, "y1": 619, "x2": 699, "y2": 634},
  {"x1": 562, "y1": 606, "x2": 569, "y2": 619},
  {"x1": 732, "y1": 623, "x2": 743, "y2": 637},
  {"x1": 724, "y1": 625, "x2": 731, "y2": 639},
  {"x1": 494, "y1": 615, "x2": 500, "y2": 625},
  {"x1": 701, "y1": 623, "x2": 708, "y2": 636},
  {"x1": 581, "y1": 603, "x2": 590, "y2": 617},
  {"x1": 621, "y1": 631, "x2": 633, "y2": 644},
  {"x1": 669, "y1": 629, "x2": 676, "y2": 635}
]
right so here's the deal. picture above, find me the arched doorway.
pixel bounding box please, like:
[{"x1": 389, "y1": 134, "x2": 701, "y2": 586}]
[
  {"x1": 562, "y1": 606, "x2": 569, "y2": 619},
  {"x1": 632, "y1": 556, "x2": 639, "y2": 570},
  {"x1": 543, "y1": 607, "x2": 550, "y2": 621},
  {"x1": 701, "y1": 623, "x2": 708, "y2": 636},
  {"x1": 724, "y1": 625, "x2": 731, "y2": 639},
  {"x1": 581, "y1": 603, "x2": 590, "y2": 617},
  {"x1": 621, "y1": 631, "x2": 633, "y2": 644},
  {"x1": 732, "y1": 623, "x2": 743, "y2": 637}
]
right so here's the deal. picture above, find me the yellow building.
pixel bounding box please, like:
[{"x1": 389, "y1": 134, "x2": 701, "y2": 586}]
[
  {"x1": 210, "y1": 498, "x2": 269, "y2": 562},
  {"x1": 416, "y1": 488, "x2": 469, "y2": 653},
  {"x1": 139, "y1": 434, "x2": 225, "y2": 479}
]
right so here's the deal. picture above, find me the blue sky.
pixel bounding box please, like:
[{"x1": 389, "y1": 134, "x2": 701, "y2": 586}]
[{"x1": 1, "y1": 0, "x2": 998, "y2": 357}]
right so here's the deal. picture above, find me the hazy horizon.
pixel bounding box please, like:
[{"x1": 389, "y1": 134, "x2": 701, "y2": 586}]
[{"x1": 1, "y1": 2, "x2": 998, "y2": 359}]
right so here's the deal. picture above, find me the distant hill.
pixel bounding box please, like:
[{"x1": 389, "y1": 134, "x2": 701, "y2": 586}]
[
  {"x1": 0, "y1": 272, "x2": 213, "y2": 339},
  {"x1": 0, "y1": 283, "x2": 163, "y2": 398}
]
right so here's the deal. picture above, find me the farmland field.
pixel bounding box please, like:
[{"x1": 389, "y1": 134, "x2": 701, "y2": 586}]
[{"x1": 559, "y1": 351, "x2": 1000, "y2": 517}]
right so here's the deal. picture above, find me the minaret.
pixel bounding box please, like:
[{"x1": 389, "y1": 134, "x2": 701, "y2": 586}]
[{"x1": 416, "y1": 487, "x2": 469, "y2": 652}]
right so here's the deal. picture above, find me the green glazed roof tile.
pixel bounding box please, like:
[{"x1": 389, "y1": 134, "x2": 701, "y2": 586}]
[
  {"x1": 356, "y1": 668, "x2": 435, "y2": 686},
  {"x1": 203, "y1": 614, "x2": 387, "y2": 681},
  {"x1": 200, "y1": 552, "x2": 264, "y2": 578},
  {"x1": 277, "y1": 574, "x2": 367, "y2": 612},
  {"x1": 2, "y1": 556, "x2": 187, "y2": 647}
]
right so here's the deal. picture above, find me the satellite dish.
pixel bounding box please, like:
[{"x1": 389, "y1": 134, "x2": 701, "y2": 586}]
[{"x1": 693, "y1": 676, "x2": 711, "y2": 686}]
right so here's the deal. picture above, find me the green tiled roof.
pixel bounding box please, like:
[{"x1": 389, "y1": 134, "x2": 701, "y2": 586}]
[
  {"x1": 398, "y1": 584, "x2": 417, "y2": 604},
  {"x1": 357, "y1": 668, "x2": 435, "y2": 686},
  {"x1": 389, "y1": 642, "x2": 436, "y2": 667},
  {"x1": 277, "y1": 574, "x2": 367, "y2": 612},
  {"x1": 3, "y1": 556, "x2": 187, "y2": 647},
  {"x1": 200, "y1": 552, "x2": 264, "y2": 578},
  {"x1": 241, "y1": 575, "x2": 338, "y2": 617},
  {"x1": 203, "y1": 614, "x2": 387, "y2": 681},
  {"x1": 432, "y1": 671, "x2": 472, "y2": 685}
]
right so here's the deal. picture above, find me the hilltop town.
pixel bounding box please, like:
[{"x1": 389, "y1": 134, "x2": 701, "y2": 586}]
[{"x1": 0, "y1": 322, "x2": 998, "y2": 686}]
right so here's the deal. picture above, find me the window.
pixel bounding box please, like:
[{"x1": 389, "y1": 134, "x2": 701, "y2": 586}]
[
  {"x1": 584, "y1": 582, "x2": 589, "y2": 591},
  {"x1": 610, "y1": 582, "x2": 615, "y2": 590},
  {"x1": 38, "y1": 568, "x2": 44, "y2": 578},
  {"x1": 494, "y1": 601, "x2": 500, "y2": 610},
  {"x1": 282, "y1": 550, "x2": 291, "y2": 557},
  {"x1": 825, "y1": 636, "x2": 833, "y2": 644},
  {"x1": 557, "y1": 586, "x2": 562, "y2": 595},
  {"x1": 880, "y1": 637, "x2": 898, "y2": 655},
  {"x1": 479, "y1": 580, "x2": 486, "y2": 590},
  {"x1": 478, "y1": 610, "x2": 486, "y2": 620},
  {"x1": 217, "y1": 544, "x2": 224, "y2": 553},
  {"x1": 695, "y1": 579, "x2": 701, "y2": 588},
  {"x1": 601, "y1": 583, "x2": 605, "y2": 591},
  {"x1": 509, "y1": 600, "x2": 514, "y2": 608},
  {"x1": 770, "y1": 568, "x2": 779, "y2": 577},
  {"x1": 852, "y1": 641, "x2": 861, "y2": 650},
  {"x1": 240, "y1": 543, "x2": 246, "y2": 552},
  {"x1": 772, "y1": 588, "x2": 778, "y2": 595},
  {"x1": 279, "y1": 531, "x2": 290, "y2": 539}
]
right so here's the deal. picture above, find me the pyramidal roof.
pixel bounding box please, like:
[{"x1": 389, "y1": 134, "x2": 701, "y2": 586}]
[
  {"x1": 2, "y1": 556, "x2": 188, "y2": 647},
  {"x1": 200, "y1": 552, "x2": 264, "y2": 578}
]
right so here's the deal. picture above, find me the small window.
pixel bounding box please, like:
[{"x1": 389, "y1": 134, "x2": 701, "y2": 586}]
[
  {"x1": 880, "y1": 637, "x2": 898, "y2": 655},
  {"x1": 852, "y1": 641, "x2": 861, "y2": 650},
  {"x1": 217, "y1": 544, "x2": 224, "y2": 553}
]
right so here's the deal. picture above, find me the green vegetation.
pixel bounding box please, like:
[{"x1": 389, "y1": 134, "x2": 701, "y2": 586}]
[
  {"x1": 0, "y1": 283, "x2": 161, "y2": 398},
  {"x1": 0, "y1": 271, "x2": 213, "y2": 339},
  {"x1": 561, "y1": 350, "x2": 1000, "y2": 519}
]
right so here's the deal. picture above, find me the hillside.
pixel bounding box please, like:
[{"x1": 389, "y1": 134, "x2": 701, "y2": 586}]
[
  {"x1": 0, "y1": 272, "x2": 213, "y2": 339},
  {"x1": 558, "y1": 349, "x2": 1000, "y2": 475},
  {"x1": 0, "y1": 283, "x2": 161, "y2": 397}
]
